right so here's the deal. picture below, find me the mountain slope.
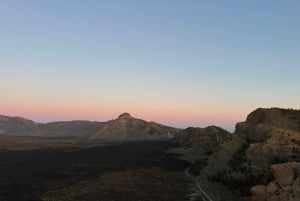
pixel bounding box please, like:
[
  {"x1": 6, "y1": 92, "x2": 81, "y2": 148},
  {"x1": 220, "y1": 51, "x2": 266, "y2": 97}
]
[
  {"x1": 0, "y1": 113, "x2": 180, "y2": 141},
  {"x1": 170, "y1": 126, "x2": 231, "y2": 175},
  {"x1": 88, "y1": 113, "x2": 180, "y2": 141},
  {"x1": 0, "y1": 115, "x2": 40, "y2": 136},
  {"x1": 174, "y1": 126, "x2": 231, "y2": 149},
  {"x1": 0, "y1": 115, "x2": 103, "y2": 137}
]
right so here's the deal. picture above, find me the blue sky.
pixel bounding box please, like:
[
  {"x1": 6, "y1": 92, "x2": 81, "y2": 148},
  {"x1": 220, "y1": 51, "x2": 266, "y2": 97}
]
[{"x1": 0, "y1": 1, "x2": 299, "y2": 131}]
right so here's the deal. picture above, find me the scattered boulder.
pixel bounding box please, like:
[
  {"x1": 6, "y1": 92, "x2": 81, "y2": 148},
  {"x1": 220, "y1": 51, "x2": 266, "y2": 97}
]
[
  {"x1": 250, "y1": 162, "x2": 300, "y2": 201},
  {"x1": 271, "y1": 162, "x2": 297, "y2": 187},
  {"x1": 250, "y1": 185, "x2": 267, "y2": 201},
  {"x1": 266, "y1": 182, "x2": 278, "y2": 194}
]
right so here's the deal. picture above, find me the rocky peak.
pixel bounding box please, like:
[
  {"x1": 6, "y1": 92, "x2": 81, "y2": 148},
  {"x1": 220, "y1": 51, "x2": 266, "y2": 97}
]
[
  {"x1": 118, "y1": 113, "x2": 132, "y2": 119},
  {"x1": 240, "y1": 108, "x2": 300, "y2": 131},
  {"x1": 89, "y1": 113, "x2": 180, "y2": 141},
  {"x1": 245, "y1": 108, "x2": 267, "y2": 124}
]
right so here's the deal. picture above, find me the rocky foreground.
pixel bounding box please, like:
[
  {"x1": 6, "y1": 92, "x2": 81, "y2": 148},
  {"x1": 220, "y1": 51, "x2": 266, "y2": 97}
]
[
  {"x1": 170, "y1": 108, "x2": 300, "y2": 200},
  {"x1": 250, "y1": 162, "x2": 300, "y2": 201}
]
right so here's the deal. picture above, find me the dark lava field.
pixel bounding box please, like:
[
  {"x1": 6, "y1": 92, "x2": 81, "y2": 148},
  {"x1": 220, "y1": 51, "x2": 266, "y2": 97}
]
[{"x1": 0, "y1": 141, "x2": 190, "y2": 201}]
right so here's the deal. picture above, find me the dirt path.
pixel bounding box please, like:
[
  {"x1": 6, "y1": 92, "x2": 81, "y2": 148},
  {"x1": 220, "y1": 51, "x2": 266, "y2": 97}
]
[{"x1": 185, "y1": 170, "x2": 214, "y2": 201}]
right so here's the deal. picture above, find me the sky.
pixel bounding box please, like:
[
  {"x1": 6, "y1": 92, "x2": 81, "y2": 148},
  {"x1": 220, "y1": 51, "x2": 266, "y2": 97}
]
[{"x1": 0, "y1": 1, "x2": 299, "y2": 131}]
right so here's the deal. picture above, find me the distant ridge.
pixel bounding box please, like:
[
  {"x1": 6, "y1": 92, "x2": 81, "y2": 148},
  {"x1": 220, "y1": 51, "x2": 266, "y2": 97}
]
[
  {"x1": 0, "y1": 115, "x2": 103, "y2": 137},
  {"x1": 0, "y1": 113, "x2": 180, "y2": 140}
]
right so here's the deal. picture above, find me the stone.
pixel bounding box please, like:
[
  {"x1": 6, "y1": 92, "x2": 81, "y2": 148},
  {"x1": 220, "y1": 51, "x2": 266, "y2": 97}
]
[
  {"x1": 293, "y1": 178, "x2": 300, "y2": 198},
  {"x1": 294, "y1": 165, "x2": 300, "y2": 178},
  {"x1": 267, "y1": 195, "x2": 279, "y2": 201},
  {"x1": 251, "y1": 185, "x2": 267, "y2": 201},
  {"x1": 267, "y1": 182, "x2": 278, "y2": 194},
  {"x1": 278, "y1": 190, "x2": 289, "y2": 201},
  {"x1": 271, "y1": 163, "x2": 296, "y2": 187}
]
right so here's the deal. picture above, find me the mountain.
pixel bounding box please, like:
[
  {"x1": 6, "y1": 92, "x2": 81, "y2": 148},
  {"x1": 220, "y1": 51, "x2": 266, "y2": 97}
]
[
  {"x1": 0, "y1": 115, "x2": 103, "y2": 137},
  {"x1": 174, "y1": 126, "x2": 231, "y2": 148},
  {"x1": 205, "y1": 108, "x2": 300, "y2": 195},
  {"x1": 0, "y1": 115, "x2": 40, "y2": 136},
  {"x1": 88, "y1": 113, "x2": 180, "y2": 141},
  {"x1": 169, "y1": 126, "x2": 231, "y2": 175},
  {"x1": 0, "y1": 113, "x2": 180, "y2": 140}
]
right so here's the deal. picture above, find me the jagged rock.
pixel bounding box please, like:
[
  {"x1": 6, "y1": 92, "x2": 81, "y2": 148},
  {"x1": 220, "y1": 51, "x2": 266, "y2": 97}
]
[
  {"x1": 251, "y1": 163, "x2": 300, "y2": 201},
  {"x1": 267, "y1": 182, "x2": 278, "y2": 194},
  {"x1": 250, "y1": 185, "x2": 267, "y2": 201},
  {"x1": 271, "y1": 163, "x2": 297, "y2": 187},
  {"x1": 118, "y1": 113, "x2": 132, "y2": 119}
]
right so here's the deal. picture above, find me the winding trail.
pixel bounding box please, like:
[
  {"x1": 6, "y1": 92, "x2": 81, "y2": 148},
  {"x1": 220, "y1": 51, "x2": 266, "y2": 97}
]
[{"x1": 185, "y1": 170, "x2": 214, "y2": 201}]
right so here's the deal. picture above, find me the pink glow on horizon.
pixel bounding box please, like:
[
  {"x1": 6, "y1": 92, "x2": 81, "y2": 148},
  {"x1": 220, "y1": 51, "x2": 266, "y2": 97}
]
[
  {"x1": 0, "y1": 92, "x2": 249, "y2": 131},
  {"x1": 0, "y1": 99, "x2": 246, "y2": 131}
]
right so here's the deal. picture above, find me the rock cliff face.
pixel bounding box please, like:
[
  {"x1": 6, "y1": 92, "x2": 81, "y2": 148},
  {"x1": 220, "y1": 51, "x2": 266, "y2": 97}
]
[
  {"x1": 205, "y1": 108, "x2": 300, "y2": 194},
  {"x1": 89, "y1": 113, "x2": 180, "y2": 141},
  {"x1": 250, "y1": 162, "x2": 300, "y2": 201}
]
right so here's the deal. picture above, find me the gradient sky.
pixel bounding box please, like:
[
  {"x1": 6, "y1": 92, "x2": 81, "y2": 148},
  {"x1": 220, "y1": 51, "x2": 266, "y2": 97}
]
[{"x1": 0, "y1": 1, "x2": 299, "y2": 131}]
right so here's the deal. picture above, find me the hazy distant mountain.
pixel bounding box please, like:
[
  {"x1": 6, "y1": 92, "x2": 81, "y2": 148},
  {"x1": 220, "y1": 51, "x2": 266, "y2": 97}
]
[
  {"x1": 40, "y1": 121, "x2": 104, "y2": 137},
  {"x1": 88, "y1": 113, "x2": 180, "y2": 141},
  {"x1": 0, "y1": 113, "x2": 180, "y2": 140},
  {"x1": 0, "y1": 115, "x2": 40, "y2": 136},
  {"x1": 0, "y1": 115, "x2": 103, "y2": 137}
]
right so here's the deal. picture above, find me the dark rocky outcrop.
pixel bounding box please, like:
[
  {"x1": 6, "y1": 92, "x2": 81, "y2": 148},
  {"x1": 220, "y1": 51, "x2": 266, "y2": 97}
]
[
  {"x1": 170, "y1": 126, "x2": 231, "y2": 175},
  {"x1": 174, "y1": 126, "x2": 231, "y2": 148},
  {"x1": 205, "y1": 108, "x2": 300, "y2": 195}
]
